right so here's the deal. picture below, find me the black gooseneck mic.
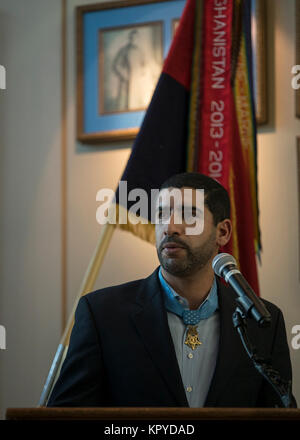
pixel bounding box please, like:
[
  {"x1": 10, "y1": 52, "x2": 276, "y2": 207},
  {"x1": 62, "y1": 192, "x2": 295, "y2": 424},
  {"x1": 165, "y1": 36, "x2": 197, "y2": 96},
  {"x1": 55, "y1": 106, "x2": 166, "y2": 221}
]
[
  {"x1": 212, "y1": 253, "x2": 295, "y2": 408},
  {"x1": 212, "y1": 253, "x2": 271, "y2": 327}
]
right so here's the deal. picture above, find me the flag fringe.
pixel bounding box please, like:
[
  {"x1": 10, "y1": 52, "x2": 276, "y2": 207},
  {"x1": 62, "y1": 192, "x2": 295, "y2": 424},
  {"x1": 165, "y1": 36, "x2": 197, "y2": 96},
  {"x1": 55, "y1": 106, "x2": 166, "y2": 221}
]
[{"x1": 110, "y1": 204, "x2": 156, "y2": 245}]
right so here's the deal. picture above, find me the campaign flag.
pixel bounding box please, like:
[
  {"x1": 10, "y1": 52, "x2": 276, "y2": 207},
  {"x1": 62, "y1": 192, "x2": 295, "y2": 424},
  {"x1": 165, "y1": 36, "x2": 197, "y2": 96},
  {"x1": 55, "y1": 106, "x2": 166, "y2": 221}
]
[{"x1": 111, "y1": 0, "x2": 261, "y2": 295}]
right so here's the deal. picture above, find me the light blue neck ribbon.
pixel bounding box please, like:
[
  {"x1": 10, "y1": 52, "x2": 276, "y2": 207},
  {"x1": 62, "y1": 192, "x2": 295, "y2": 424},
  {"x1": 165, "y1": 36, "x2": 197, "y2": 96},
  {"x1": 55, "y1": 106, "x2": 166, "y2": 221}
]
[{"x1": 158, "y1": 267, "x2": 218, "y2": 325}]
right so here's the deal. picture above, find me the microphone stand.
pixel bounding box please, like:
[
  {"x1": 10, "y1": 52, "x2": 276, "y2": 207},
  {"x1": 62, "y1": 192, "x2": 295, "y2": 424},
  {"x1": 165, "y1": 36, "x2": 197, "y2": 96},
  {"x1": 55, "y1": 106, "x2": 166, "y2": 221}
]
[{"x1": 232, "y1": 299, "x2": 294, "y2": 408}]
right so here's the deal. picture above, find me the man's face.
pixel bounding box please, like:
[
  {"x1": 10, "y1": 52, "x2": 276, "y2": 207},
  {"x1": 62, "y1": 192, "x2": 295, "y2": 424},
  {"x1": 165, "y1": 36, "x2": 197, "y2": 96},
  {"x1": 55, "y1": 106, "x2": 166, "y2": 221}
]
[
  {"x1": 155, "y1": 187, "x2": 219, "y2": 277},
  {"x1": 129, "y1": 30, "x2": 137, "y2": 44}
]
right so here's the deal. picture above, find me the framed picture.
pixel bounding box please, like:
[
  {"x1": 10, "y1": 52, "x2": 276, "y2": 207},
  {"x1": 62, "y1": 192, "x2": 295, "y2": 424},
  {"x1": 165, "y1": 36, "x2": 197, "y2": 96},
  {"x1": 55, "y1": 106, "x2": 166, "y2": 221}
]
[
  {"x1": 99, "y1": 22, "x2": 163, "y2": 115},
  {"x1": 251, "y1": 0, "x2": 268, "y2": 125},
  {"x1": 296, "y1": 0, "x2": 300, "y2": 118},
  {"x1": 76, "y1": 0, "x2": 185, "y2": 143},
  {"x1": 76, "y1": 0, "x2": 268, "y2": 144}
]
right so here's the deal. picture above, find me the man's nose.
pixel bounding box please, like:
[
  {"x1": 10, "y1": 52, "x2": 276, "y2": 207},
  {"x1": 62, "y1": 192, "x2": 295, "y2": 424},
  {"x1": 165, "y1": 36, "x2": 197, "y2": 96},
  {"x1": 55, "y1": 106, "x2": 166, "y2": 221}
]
[{"x1": 164, "y1": 212, "x2": 183, "y2": 236}]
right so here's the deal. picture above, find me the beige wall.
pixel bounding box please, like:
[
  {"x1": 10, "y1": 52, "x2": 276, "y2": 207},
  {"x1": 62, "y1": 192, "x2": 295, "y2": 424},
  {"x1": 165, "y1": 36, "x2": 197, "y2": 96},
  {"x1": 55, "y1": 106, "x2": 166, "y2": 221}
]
[
  {"x1": 0, "y1": 0, "x2": 62, "y2": 418},
  {"x1": 0, "y1": 0, "x2": 299, "y2": 418},
  {"x1": 257, "y1": 0, "x2": 300, "y2": 401},
  {"x1": 65, "y1": 0, "x2": 158, "y2": 326}
]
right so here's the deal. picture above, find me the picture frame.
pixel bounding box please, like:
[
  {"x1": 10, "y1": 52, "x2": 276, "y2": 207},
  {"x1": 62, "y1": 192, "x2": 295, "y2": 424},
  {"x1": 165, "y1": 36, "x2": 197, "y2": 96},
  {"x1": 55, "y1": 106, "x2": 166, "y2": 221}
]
[
  {"x1": 76, "y1": 0, "x2": 185, "y2": 144},
  {"x1": 251, "y1": 0, "x2": 268, "y2": 125},
  {"x1": 296, "y1": 0, "x2": 300, "y2": 118},
  {"x1": 98, "y1": 21, "x2": 163, "y2": 115},
  {"x1": 76, "y1": 0, "x2": 268, "y2": 144}
]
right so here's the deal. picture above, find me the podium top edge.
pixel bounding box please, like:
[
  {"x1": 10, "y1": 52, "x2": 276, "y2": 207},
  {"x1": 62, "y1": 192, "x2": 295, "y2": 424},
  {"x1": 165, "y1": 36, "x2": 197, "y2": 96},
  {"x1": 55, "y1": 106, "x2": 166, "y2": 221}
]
[{"x1": 5, "y1": 407, "x2": 300, "y2": 421}]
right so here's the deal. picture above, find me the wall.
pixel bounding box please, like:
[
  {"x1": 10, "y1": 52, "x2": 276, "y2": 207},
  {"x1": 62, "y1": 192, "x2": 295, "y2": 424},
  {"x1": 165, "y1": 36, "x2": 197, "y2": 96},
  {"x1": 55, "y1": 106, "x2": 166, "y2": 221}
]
[
  {"x1": 65, "y1": 0, "x2": 158, "y2": 327},
  {"x1": 0, "y1": 0, "x2": 62, "y2": 418},
  {"x1": 0, "y1": 0, "x2": 299, "y2": 418},
  {"x1": 257, "y1": 0, "x2": 300, "y2": 401}
]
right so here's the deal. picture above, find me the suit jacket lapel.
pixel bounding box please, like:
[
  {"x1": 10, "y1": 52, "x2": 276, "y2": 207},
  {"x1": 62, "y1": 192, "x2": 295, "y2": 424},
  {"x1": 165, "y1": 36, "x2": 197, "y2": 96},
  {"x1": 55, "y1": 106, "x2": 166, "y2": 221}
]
[
  {"x1": 130, "y1": 270, "x2": 243, "y2": 407},
  {"x1": 205, "y1": 278, "x2": 241, "y2": 406},
  {"x1": 130, "y1": 268, "x2": 189, "y2": 407}
]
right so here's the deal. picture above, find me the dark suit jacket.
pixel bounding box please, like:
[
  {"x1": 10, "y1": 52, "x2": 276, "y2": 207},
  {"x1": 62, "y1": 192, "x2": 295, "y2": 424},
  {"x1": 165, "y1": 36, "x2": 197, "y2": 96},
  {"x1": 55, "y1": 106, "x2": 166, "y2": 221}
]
[{"x1": 48, "y1": 268, "x2": 296, "y2": 407}]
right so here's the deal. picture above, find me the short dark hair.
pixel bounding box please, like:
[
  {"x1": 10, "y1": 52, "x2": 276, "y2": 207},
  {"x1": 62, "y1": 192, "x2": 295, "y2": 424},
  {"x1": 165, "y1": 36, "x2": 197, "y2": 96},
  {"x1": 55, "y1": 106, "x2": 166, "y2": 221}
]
[{"x1": 159, "y1": 172, "x2": 230, "y2": 225}]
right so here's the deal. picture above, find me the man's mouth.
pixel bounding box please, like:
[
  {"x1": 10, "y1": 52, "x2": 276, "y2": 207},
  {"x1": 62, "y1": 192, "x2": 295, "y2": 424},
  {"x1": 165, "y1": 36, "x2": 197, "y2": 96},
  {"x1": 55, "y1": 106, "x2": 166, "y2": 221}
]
[
  {"x1": 163, "y1": 242, "x2": 184, "y2": 249},
  {"x1": 162, "y1": 242, "x2": 186, "y2": 255}
]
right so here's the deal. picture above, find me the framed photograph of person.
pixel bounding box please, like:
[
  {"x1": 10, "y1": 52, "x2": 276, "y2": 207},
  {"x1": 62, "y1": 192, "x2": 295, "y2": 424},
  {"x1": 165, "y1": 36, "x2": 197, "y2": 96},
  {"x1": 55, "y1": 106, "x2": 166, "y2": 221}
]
[
  {"x1": 99, "y1": 23, "x2": 163, "y2": 115},
  {"x1": 76, "y1": 0, "x2": 268, "y2": 144},
  {"x1": 76, "y1": 0, "x2": 186, "y2": 144},
  {"x1": 251, "y1": 0, "x2": 268, "y2": 125}
]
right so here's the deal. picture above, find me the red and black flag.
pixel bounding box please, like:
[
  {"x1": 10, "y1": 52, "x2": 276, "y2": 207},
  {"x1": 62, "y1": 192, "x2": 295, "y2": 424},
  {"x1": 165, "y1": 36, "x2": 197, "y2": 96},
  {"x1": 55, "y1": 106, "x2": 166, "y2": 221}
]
[{"x1": 113, "y1": 0, "x2": 261, "y2": 295}]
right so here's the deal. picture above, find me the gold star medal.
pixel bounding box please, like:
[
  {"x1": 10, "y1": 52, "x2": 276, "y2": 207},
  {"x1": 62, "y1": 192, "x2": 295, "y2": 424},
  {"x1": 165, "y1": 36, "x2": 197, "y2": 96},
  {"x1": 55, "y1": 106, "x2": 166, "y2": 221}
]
[{"x1": 184, "y1": 325, "x2": 202, "y2": 350}]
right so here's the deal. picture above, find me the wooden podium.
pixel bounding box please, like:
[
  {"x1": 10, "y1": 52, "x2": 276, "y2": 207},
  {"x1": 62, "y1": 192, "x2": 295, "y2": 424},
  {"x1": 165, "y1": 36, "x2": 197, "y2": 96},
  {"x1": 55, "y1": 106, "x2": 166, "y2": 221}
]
[{"x1": 5, "y1": 407, "x2": 300, "y2": 421}]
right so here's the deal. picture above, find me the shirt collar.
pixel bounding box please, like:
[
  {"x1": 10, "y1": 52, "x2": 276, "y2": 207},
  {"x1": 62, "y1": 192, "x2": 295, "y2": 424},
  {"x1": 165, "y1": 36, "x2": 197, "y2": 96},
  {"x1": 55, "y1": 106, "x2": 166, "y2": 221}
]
[{"x1": 158, "y1": 266, "x2": 219, "y2": 312}]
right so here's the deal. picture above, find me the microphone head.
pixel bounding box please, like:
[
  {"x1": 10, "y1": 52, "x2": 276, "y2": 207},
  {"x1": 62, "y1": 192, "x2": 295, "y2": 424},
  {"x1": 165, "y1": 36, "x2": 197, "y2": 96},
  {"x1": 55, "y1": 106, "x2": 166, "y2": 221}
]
[{"x1": 212, "y1": 253, "x2": 237, "y2": 277}]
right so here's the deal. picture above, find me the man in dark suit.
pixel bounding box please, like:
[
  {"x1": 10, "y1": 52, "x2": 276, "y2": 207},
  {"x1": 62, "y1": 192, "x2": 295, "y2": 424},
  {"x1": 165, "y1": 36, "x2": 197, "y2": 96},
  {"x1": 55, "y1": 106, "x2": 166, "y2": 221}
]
[{"x1": 48, "y1": 173, "x2": 296, "y2": 408}]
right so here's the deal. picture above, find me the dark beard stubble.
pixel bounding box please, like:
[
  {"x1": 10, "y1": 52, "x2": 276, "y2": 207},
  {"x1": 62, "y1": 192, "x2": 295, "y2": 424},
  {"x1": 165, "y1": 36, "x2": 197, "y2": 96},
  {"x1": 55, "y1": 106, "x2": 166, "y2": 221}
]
[{"x1": 157, "y1": 230, "x2": 217, "y2": 277}]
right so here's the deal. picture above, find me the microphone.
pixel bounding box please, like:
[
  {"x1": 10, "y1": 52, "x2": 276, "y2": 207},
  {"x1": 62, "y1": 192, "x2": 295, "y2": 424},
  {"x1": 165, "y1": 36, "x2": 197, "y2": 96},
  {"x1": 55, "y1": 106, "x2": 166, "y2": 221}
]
[{"x1": 212, "y1": 253, "x2": 271, "y2": 327}]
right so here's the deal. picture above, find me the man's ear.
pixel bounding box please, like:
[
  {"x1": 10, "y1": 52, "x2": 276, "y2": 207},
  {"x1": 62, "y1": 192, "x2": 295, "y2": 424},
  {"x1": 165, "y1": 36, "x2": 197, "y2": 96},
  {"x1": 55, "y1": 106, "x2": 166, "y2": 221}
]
[{"x1": 216, "y1": 219, "x2": 232, "y2": 247}]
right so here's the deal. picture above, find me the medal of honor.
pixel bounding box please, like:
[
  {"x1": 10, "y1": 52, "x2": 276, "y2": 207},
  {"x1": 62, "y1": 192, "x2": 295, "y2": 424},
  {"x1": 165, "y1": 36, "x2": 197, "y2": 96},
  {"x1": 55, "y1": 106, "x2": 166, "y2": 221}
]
[{"x1": 184, "y1": 325, "x2": 202, "y2": 350}]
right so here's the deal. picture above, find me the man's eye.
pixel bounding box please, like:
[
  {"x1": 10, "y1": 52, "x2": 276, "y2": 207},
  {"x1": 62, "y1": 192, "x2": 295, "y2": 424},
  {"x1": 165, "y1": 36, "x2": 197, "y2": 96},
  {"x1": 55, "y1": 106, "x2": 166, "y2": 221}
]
[{"x1": 182, "y1": 207, "x2": 197, "y2": 218}]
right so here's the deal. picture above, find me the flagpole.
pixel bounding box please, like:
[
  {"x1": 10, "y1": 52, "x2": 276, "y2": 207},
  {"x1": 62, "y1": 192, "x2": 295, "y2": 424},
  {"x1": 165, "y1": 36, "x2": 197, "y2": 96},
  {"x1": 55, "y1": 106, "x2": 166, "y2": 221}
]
[{"x1": 38, "y1": 221, "x2": 116, "y2": 406}]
